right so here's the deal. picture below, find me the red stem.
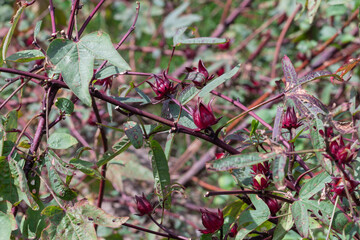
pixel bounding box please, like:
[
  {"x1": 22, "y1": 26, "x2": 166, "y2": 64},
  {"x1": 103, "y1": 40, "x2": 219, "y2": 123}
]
[{"x1": 48, "y1": 0, "x2": 57, "y2": 37}]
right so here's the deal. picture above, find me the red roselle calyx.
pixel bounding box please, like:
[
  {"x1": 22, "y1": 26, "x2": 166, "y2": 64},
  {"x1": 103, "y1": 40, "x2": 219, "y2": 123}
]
[
  {"x1": 215, "y1": 152, "x2": 226, "y2": 159},
  {"x1": 93, "y1": 69, "x2": 113, "y2": 90},
  {"x1": 328, "y1": 136, "x2": 356, "y2": 164},
  {"x1": 191, "y1": 99, "x2": 221, "y2": 130},
  {"x1": 135, "y1": 193, "x2": 154, "y2": 216},
  {"x1": 252, "y1": 174, "x2": 269, "y2": 190},
  {"x1": 199, "y1": 209, "x2": 224, "y2": 234},
  {"x1": 228, "y1": 223, "x2": 238, "y2": 238},
  {"x1": 251, "y1": 162, "x2": 270, "y2": 175},
  {"x1": 282, "y1": 106, "x2": 302, "y2": 130},
  {"x1": 185, "y1": 60, "x2": 215, "y2": 88},
  {"x1": 217, "y1": 40, "x2": 231, "y2": 50},
  {"x1": 264, "y1": 197, "x2": 280, "y2": 215},
  {"x1": 147, "y1": 72, "x2": 176, "y2": 100},
  {"x1": 330, "y1": 177, "x2": 360, "y2": 200},
  {"x1": 330, "y1": 177, "x2": 359, "y2": 195}
]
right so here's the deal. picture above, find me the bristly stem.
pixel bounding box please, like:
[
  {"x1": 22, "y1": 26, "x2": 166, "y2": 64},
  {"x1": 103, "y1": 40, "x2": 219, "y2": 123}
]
[
  {"x1": 122, "y1": 222, "x2": 187, "y2": 240},
  {"x1": 48, "y1": 0, "x2": 57, "y2": 37},
  {"x1": 67, "y1": 0, "x2": 80, "y2": 39},
  {"x1": 78, "y1": 0, "x2": 106, "y2": 37},
  {"x1": 205, "y1": 190, "x2": 294, "y2": 203},
  {"x1": 148, "y1": 214, "x2": 189, "y2": 240},
  {"x1": 91, "y1": 95, "x2": 109, "y2": 229},
  {"x1": 91, "y1": 89, "x2": 240, "y2": 155}
]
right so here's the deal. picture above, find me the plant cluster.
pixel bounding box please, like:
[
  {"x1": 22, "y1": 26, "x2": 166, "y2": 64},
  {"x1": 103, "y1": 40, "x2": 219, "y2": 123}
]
[{"x1": 0, "y1": 0, "x2": 360, "y2": 239}]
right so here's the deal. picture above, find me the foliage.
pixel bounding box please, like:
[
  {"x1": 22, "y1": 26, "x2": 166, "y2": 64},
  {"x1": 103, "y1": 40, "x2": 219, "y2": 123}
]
[{"x1": 0, "y1": 0, "x2": 360, "y2": 239}]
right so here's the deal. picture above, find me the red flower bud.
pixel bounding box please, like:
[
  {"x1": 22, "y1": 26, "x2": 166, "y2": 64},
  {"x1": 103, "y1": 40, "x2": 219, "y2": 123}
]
[
  {"x1": 199, "y1": 209, "x2": 224, "y2": 234},
  {"x1": 282, "y1": 107, "x2": 302, "y2": 130},
  {"x1": 135, "y1": 193, "x2": 153, "y2": 216},
  {"x1": 191, "y1": 99, "x2": 221, "y2": 130},
  {"x1": 228, "y1": 223, "x2": 238, "y2": 238},
  {"x1": 252, "y1": 174, "x2": 269, "y2": 190},
  {"x1": 330, "y1": 177, "x2": 360, "y2": 199},
  {"x1": 328, "y1": 136, "x2": 356, "y2": 164},
  {"x1": 185, "y1": 60, "x2": 215, "y2": 88},
  {"x1": 216, "y1": 67, "x2": 225, "y2": 76},
  {"x1": 218, "y1": 40, "x2": 231, "y2": 50},
  {"x1": 215, "y1": 153, "x2": 226, "y2": 159},
  {"x1": 147, "y1": 72, "x2": 176, "y2": 100},
  {"x1": 251, "y1": 162, "x2": 270, "y2": 175},
  {"x1": 264, "y1": 197, "x2": 280, "y2": 215}
]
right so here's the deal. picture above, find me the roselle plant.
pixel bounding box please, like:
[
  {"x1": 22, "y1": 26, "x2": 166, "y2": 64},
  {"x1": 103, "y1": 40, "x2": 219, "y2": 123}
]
[{"x1": 0, "y1": 1, "x2": 360, "y2": 239}]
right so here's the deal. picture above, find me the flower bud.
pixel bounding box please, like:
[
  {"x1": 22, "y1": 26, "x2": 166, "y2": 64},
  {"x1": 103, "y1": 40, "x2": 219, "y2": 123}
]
[
  {"x1": 215, "y1": 153, "x2": 226, "y2": 159},
  {"x1": 147, "y1": 72, "x2": 176, "y2": 100},
  {"x1": 191, "y1": 99, "x2": 221, "y2": 130},
  {"x1": 218, "y1": 40, "x2": 231, "y2": 50},
  {"x1": 329, "y1": 136, "x2": 356, "y2": 164},
  {"x1": 330, "y1": 177, "x2": 360, "y2": 199},
  {"x1": 251, "y1": 162, "x2": 270, "y2": 175},
  {"x1": 282, "y1": 107, "x2": 302, "y2": 130},
  {"x1": 185, "y1": 60, "x2": 215, "y2": 88},
  {"x1": 264, "y1": 197, "x2": 280, "y2": 215},
  {"x1": 228, "y1": 223, "x2": 238, "y2": 238},
  {"x1": 199, "y1": 209, "x2": 224, "y2": 234},
  {"x1": 252, "y1": 174, "x2": 269, "y2": 190},
  {"x1": 135, "y1": 193, "x2": 153, "y2": 216}
]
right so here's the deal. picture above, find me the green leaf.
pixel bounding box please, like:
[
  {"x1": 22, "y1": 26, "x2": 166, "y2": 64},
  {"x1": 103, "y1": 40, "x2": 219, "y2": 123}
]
[
  {"x1": 55, "y1": 98, "x2": 74, "y2": 115},
  {"x1": 47, "y1": 31, "x2": 131, "y2": 106},
  {"x1": 272, "y1": 154, "x2": 287, "y2": 190},
  {"x1": 34, "y1": 20, "x2": 42, "y2": 39},
  {"x1": 44, "y1": 154, "x2": 77, "y2": 200},
  {"x1": 207, "y1": 152, "x2": 277, "y2": 171},
  {"x1": 164, "y1": 102, "x2": 197, "y2": 129},
  {"x1": 48, "y1": 132, "x2": 78, "y2": 149},
  {"x1": 273, "y1": 203, "x2": 294, "y2": 240},
  {"x1": 134, "y1": 87, "x2": 151, "y2": 105},
  {"x1": 97, "y1": 136, "x2": 131, "y2": 167},
  {"x1": 5, "y1": 110, "x2": 18, "y2": 142},
  {"x1": 250, "y1": 120, "x2": 259, "y2": 137},
  {"x1": 343, "y1": 222, "x2": 360, "y2": 240},
  {"x1": 69, "y1": 158, "x2": 102, "y2": 180},
  {"x1": 41, "y1": 200, "x2": 128, "y2": 239},
  {"x1": 291, "y1": 201, "x2": 309, "y2": 238},
  {"x1": 282, "y1": 55, "x2": 298, "y2": 89},
  {"x1": 0, "y1": 3, "x2": 26, "y2": 66},
  {"x1": 301, "y1": 200, "x2": 348, "y2": 232},
  {"x1": 6, "y1": 50, "x2": 45, "y2": 63},
  {"x1": 47, "y1": 149, "x2": 73, "y2": 176},
  {"x1": 0, "y1": 157, "x2": 38, "y2": 209},
  {"x1": 178, "y1": 85, "x2": 200, "y2": 105},
  {"x1": 173, "y1": 27, "x2": 227, "y2": 46},
  {"x1": 310, "y1": 118, "x2": 332, "y2": 174},
  {"x1": 0, "y1": 211, "x2": 11, "y2": 240},
  {"x1": 149, "y1": 140, "x2": 171, "y2": 209},
  {"x1": 124, "y1": 121, "x2": 143, "y2": 149},
  {"x1": 163, "y1": 2, "x2": 201, "y2": 38},
  {"x1": 109, "y1": 158, "x2": 153, "y2": 182},
  {"x1": 113, "y1": 96, "x2": 149, "y2": 104},
  {"x1": 199, "y1": 64, "x2": 240, "y2": 98},
  {"x1": 94, "y1": 65, "x2": 122, "y2": 80},
  {"x1": 299, "y1": 171, "x2": 331, "y2": 200},
  {"x1": 20, "y1": 207, "x2": 47, "y2": 239},
  {"x1": 307, "y1": 0, "x2": 321, "y2": 24},
  {"x1": 10, "y1": 158, "x2": 38, "y2": 210},
  {"x1": 164, "y1": 132, "x2": 174, "y2": 160},
  {"x1": 177, "y1": 37, "x2": 227, "y2": 46},
  {"x1": 236, "y1": 195, "x2": 270, "y2": 239}
]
